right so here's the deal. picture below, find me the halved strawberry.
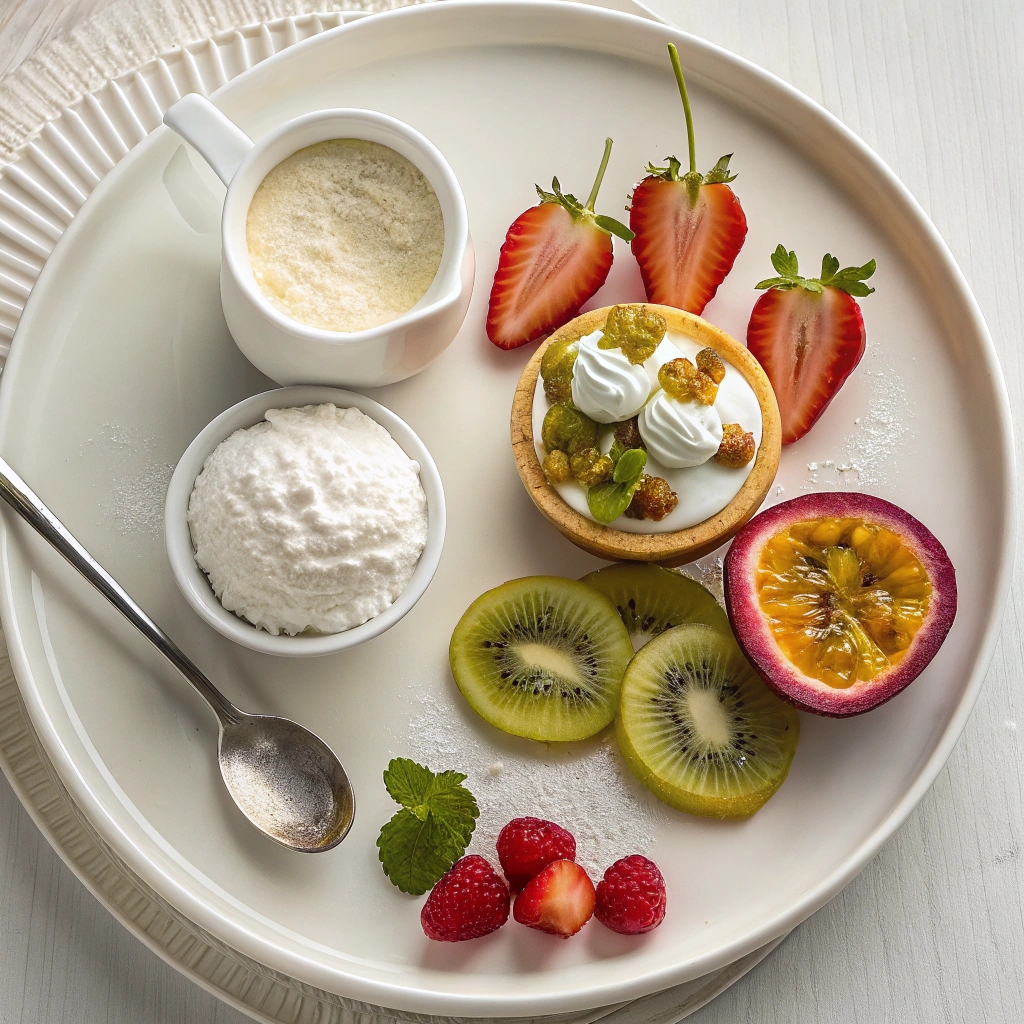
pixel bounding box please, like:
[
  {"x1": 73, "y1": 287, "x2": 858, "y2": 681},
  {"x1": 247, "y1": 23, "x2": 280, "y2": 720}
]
[
  {"x1": 512, "y1": 859, "x2": 596, "y2": 938},
  {"x1": 629, "y1": 45, "x2": 747, "y2": 315},
  {"x1": 486, "y1": 138, "x2": 633, "y2": 350},
  {"x1": 746, "y1": 245, "x2": 876, "y2": 444}
]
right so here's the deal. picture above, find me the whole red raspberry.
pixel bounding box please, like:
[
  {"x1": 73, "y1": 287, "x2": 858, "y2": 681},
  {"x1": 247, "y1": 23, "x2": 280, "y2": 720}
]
[
  {"x1": 594, "y1": 855, "x2": 667, "y2": 935},
  {"x1": 420, "y1": 855, "x2": 510, "y2": 942},
  {"x1": 497, "y1": 817, "x2": 577, "y2": 891}
]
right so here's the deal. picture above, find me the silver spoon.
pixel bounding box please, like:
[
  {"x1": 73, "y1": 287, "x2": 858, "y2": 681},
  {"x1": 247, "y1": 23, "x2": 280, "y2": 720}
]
[{"x1": 0, "y1": 455, "x2": 354, "y2": 853}]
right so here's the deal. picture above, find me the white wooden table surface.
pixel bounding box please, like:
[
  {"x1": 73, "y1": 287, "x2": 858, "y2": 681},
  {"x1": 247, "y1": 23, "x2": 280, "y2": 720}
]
[{"x1": 0, "y1": 1, "x2": 1021, "y2": 1021}]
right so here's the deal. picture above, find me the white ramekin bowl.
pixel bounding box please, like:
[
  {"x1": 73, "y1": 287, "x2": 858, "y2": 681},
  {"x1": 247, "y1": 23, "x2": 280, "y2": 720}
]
[
  {"x1": 163, "y1": 94, "x2": 474, "y2": 388},
  {"x1": 165, "y1": 386, "x2": 446, "y2": 657}
]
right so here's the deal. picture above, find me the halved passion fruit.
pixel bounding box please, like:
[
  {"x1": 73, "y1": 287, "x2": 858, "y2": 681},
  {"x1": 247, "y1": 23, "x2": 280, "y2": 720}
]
[{"x1": 724, "y1": 492, "x2": 957, "y2": 717}]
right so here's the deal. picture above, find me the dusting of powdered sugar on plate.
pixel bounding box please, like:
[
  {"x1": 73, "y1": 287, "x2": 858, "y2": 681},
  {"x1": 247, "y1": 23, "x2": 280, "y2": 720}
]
[
  {"x1": 799, "y1": 349, "x2": 910, "y2": 490},
  {"x1": 405, "y1": 687, "x2": 667, "y2": 878},
  {"x1": 82, "y1": 424, "x2": 174, "y2": 536}
]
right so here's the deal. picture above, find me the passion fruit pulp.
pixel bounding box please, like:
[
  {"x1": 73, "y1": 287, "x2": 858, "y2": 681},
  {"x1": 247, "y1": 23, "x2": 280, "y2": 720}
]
[{"x1": 724, "y1": 492, "x2": 957, "y2": 717}]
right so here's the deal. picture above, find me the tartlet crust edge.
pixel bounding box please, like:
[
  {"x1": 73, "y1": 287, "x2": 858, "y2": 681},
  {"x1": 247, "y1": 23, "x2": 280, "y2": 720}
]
[{"x1": 510, "y1": 304, "x2": 782, "y2": 568}]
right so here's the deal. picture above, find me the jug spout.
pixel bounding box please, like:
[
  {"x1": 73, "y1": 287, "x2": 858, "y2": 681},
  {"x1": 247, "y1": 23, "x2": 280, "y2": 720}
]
[{"x1": 164, "y1": 94, "x2": 254, "y2": 186}]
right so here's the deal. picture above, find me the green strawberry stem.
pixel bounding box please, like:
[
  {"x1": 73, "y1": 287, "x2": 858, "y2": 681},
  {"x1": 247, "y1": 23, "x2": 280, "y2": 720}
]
[
  {"x1": 586, "y1": 137, "x2": 614, "y2": 210},
  {"x1": 536, "y1": 139, "x2": 634, "y2": 241},
  {"x1": 667, "y1": 44, "x2": 697, "y2": 177},
  {"x1": 643, "y1": 46, "x2": 737, "y2": 202}
]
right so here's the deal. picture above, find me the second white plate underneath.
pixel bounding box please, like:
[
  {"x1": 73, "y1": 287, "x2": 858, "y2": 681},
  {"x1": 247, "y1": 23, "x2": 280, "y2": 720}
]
[{"x1": 0, "y1": 0, "x2": 1011, "y2": 1019}]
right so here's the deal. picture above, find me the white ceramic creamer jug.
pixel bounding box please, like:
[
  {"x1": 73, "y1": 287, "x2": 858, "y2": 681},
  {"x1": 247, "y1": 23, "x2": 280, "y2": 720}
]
[{"x1": 163, "y1": 94, "x2": 474, "y2": 388}]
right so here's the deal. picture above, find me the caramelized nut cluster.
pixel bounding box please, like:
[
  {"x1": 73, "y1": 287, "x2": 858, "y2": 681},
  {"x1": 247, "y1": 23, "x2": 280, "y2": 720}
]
[
  {"x1": 613, "y1": 416, "x2": 645, "y2": 451},
  {"x1": 570, "y1": 447, "x2": 614, "y2": 487},
  {"x1": 625, "y1": 475, "x2": 679, "y2": 521},
  {"x1": 713, "y1": 423, "x2": 756, "y2": 467},
  {"x1": 598, "y1": 304, "x2": 667, "y2": 365},
  {"x1": 658, "y1": 357, "x2": 719, "y2": 405},
  {"x1": 542, "y1": 449, "x2": 571, "y2": 484}
]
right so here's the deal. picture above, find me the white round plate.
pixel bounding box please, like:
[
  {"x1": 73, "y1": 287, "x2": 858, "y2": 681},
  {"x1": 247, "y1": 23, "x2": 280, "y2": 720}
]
[{"x1": 0, "y1": 1, "x2": 1012, "y2": 1017}]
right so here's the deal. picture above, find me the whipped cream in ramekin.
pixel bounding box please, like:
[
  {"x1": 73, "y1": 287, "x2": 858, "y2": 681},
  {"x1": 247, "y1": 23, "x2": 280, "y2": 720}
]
[
  {"x1": 571, "y1": 330, "x2": 650, "y2": 423},
  {"x1": 532, "y1": 328, "x2": 762, "y2": 534}
]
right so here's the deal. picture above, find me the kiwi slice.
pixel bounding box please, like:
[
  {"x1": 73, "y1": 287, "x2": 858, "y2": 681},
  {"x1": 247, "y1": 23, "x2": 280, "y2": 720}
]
[
  {"x1": 581, "y1": 563, "x2": 730, "y2": 647},
  {"x1": 450, "y1": 576, "x2": 633, "y2": 742},
  {"x1": 617, "y1": 624, "x2": 799, "y2": 818}
]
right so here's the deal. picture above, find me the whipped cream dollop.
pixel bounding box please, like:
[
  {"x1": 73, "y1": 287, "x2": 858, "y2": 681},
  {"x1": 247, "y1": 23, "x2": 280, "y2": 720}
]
[
  {"x1": 638, "y1": 391, "x2": 724, "y2": 469},
  {"x1": 570, "y1": 330, "x2": 650, "y2": 424}
]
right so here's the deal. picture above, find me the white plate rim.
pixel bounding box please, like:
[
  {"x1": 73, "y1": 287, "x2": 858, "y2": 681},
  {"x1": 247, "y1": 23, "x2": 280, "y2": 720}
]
[{"x1": 0, "y1": 0, "x2": 1014, "y2": 1016}]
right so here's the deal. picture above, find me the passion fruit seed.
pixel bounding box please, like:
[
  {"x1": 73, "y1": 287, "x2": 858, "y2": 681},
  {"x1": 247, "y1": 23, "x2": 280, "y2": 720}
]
[
  {"x1": 542, "y1": 404, "x2": 599, "y2": 456},
  {"x1": 658, "y1": 358, "x2": 719, "y2": 405},
  {"x1": 696, "y1": 347, "x2": 726, "y2": 384},
  {"x1": 714, "y1": 423, "x2": 756, "y2": 467},
  {"x1": 625, "y1": 475, "x2": 678, "y2": 521},
  {"x1": 543, "y1": 449, "x2": 571, "y2": 484},
  {"x1": 613, "y1": 416, "x2": 645, "y2": 451},
  {"x1": 598, "y1": 304, "x2": 667, "y2": 364},
  {"x1": 570, "y1": 447, "x2": 614, "y2": 487},
  {"x1": 724, "y1": 493, "x2": 958, "y2": 718}
]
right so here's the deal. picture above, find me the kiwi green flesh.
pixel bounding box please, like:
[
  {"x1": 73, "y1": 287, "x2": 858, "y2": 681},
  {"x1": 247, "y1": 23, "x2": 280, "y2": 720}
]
[
  {"x1": 450, "y1": 576, "x2": 633, "y2": 742},
  {"x1": 581, "y1": 564, "x2": 730, "y2": 649},
  {"x1": 617, "y1": 624, "x2": 799, "y2": 818}
]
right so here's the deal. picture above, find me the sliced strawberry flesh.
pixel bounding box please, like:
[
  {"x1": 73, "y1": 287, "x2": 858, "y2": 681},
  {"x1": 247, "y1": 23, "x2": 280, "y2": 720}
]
[
  {"x1": 486, "y1": 204, "x2": 612, "y2": 350},
  {"x1": 630, "y1": 178, "x2": 746, "y2": 315},
  {"x1": 747, "y1": 286, "x2": 866, "y2": 444},
  {"x1": 512, "y1": 859, "x2": 596, "y2": 938}
]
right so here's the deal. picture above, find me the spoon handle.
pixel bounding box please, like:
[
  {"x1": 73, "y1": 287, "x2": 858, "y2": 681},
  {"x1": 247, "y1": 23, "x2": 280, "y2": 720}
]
[{"x1": 0, "y1": 455, "x2": 240, "y2": 725}]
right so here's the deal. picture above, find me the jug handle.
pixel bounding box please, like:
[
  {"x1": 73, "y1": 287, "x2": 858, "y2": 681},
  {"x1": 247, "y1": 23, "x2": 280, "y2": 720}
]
[{"x1": 163, "y1": 94, "x2": 254, "y2": 187}]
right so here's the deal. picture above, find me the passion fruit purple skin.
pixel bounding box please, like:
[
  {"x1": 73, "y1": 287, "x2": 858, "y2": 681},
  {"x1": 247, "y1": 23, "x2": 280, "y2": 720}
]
[{"x1": 723, "y1": 492, "x2": 957, "y2": 718}]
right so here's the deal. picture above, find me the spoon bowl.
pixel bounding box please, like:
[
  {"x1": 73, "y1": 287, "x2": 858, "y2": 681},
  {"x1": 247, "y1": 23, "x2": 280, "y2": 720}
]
[{"x1": 219, "y1": 714, "x2": 355, "y2": 853}]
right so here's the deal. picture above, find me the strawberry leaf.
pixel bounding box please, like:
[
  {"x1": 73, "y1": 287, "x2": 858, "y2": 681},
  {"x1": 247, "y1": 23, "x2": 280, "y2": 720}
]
[
  {"x1": 593, "y1": 215, "x2": 635, "y2": 242},
  {"x1": 756, "y1": 246, "x2": 876, "y2": 298},
  {"x1": 377, "y1": 759, "x2": 478, "y2": 895},
  {"x1": 704, "y1": 153, "x2": 738, "y2": 184},
  {"x1": 770, "y1": 245, "x2": 801, "y2": 279}
]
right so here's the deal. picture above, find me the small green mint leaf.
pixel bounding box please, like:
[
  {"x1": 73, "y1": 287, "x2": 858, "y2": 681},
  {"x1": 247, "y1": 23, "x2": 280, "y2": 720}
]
[
  {"x1": 383, "y1": 757, "x2": 435, "y2": 809},
  {"x1": 378, "y1": 760, "x2": 478, "y2": 895},
  {"x1": 587, "y1": 477, "x2": 642, "y2": 524},
  {"x1": 593, "y1": 215, "x2": 635, "y2": 242},
  {"x1": 377, "y1": 810, "x2": 460, "y2": 896},
  {"x1": 613, "y1": 448, "x2": 647, "y2": 484},
  {"x1": 608, "y1": 439, "x2": 627, "y2": 463}
]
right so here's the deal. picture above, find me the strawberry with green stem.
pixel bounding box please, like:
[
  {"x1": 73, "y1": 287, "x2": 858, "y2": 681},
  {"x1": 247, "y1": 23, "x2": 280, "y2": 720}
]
[
  {"x1": 486, "y1": 138, "x2": 633, "y2": 350},
  {"x1": 746, "y1": 245, "x2": 876, "y2": 444},
  {"x1": 629, "y1": 44, "x2": 747, "y2": 315}
]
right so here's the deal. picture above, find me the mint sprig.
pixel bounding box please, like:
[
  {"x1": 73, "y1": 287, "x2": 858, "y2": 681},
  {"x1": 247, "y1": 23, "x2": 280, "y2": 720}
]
[
  {"x1": 755, "y1": 244, "x2": 876, "y2": 298},
  {"x1": 376, "y1": 758, "x2": 478, "y2": 895}
]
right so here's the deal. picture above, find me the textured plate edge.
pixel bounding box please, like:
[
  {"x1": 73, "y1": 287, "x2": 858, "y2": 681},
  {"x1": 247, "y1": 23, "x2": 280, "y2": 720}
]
[{"x1": 4, "y1": 0, "x2": 1007, "y2": 1017}]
